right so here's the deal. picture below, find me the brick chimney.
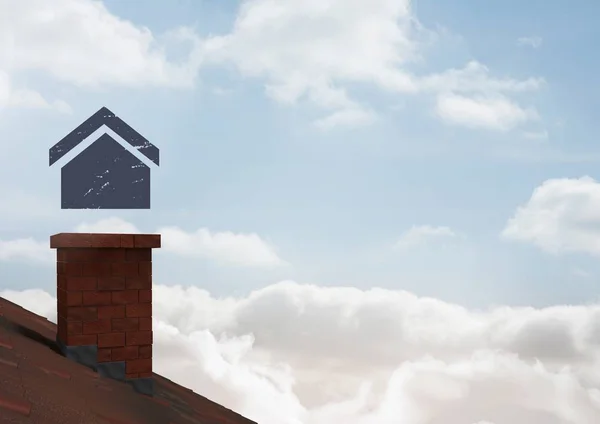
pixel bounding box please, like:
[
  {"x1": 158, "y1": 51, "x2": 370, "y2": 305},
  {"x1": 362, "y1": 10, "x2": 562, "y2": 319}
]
[{"x1": 50, "y1": 233, "x2": 160, "y2": 396}]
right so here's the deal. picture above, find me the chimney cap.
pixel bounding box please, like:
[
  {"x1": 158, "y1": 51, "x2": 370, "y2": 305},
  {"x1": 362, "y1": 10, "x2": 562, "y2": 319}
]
[{"x1": 50, "y1": 233, "x2": 161, "y2": 249}]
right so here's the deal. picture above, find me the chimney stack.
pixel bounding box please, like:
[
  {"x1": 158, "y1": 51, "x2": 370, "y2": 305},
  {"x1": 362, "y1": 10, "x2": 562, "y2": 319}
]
[{"x1": 50, "y1": 233, "x2": 160, "y2": 396}]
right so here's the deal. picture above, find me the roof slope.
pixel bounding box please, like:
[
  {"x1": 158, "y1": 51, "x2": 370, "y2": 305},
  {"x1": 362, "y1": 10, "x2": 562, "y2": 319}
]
[{"x1": 0, "y1": 296, "x2": 257, "y2": 424}]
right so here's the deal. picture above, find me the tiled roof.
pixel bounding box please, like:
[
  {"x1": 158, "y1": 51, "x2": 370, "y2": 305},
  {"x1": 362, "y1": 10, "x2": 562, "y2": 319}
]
[{"x1": 0, "y1": 296, "x2": 257, "y2": 424}]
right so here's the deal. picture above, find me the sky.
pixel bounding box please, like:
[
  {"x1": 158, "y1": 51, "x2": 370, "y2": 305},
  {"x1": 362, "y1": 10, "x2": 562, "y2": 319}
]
[{"x1": 1, "y1": 0, "x2": 600, "y2": 423}]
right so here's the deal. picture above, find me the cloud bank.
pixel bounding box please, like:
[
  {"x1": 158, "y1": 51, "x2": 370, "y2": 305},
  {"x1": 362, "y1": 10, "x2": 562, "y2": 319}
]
[{"x1": 3, "y1": 281, "x2": 600, "y2": 424}]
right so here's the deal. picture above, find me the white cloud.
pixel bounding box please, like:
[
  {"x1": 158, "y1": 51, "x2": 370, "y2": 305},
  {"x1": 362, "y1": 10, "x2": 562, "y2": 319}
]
[
  {"x1": 198, "y1": 0, "x2": 543, "y2": 130},
  {"x1": 3, "y1": 281, "x2": 600, "y2": 424},
  {"x1": 0, "y1": 0, "x2": 543, "y2": 129},
  {"x1": 502, "y1": 176, "x2": 600, "y2": 256},
  {"x1": 435, "y1": 93, "x2": 539, "y2": 131},
  {"x1": 0, "y1": 71, "x2": 71, "y2": 113},
  {"x1": 0, "y1": 0, "x2": 202, "y2": 112},
  {"x1": 0, "y1": 217, "x2": 286, "y2": 268},
  {"x1": 0, "y1": 237, "x2": 52, "y2": 263},
  {"x1": 313, "y1": 108, "x2": 377, "y2": 130},
  {"x1": 1, "y1": 0, "x2": 199, "y2": 88},
  {"x1": 419, "y1": 61, "x2": 542, "y2": 94},
  {"x1": 394, "y1": 225, "x2": 457, "y2": 250},
  {"x1": 0, "y1": 289, "x2": 56, "y2": 318},
  {"x1": 75, "y1": 217, "x2": 141, "y2": 234},
  {"x1": 159, "y1": 226, "x2": 286, "y2": 268},
  {"x1": 517, "y1": 36, "x2": 543, "y2": 48},
  {"x1": 80, "y1": 217, "x2": 286, "y2": 268},
  {"x1": 199, "y1": 0, "x2": 422, "y2": 128}
]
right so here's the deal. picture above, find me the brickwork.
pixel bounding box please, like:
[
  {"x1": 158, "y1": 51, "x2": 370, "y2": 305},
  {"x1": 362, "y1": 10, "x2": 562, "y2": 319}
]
[{"x1": 51, "y1": 233, "x2": 160, "y2": 394}]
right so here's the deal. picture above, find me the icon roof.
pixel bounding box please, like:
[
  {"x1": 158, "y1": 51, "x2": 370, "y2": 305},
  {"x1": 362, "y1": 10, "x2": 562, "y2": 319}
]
[{"x1": 49, "y1": 106, "x2": 160, "y2": 167}]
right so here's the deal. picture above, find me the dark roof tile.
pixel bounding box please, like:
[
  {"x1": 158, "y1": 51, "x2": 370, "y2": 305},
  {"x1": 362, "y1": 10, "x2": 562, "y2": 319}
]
[{"x1": 0, "y1": 296, "x2": 258, "y2": 424}]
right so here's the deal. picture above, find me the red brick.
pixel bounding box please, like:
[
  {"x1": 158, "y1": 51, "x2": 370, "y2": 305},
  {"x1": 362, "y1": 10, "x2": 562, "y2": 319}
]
[
  {"x1": 97, "y1": 332, "x2": 125, "y2": 348},
  {"x1": 60, "y1": 262, "x2": 83, "y2": 277},
  {"x1": 125, "y1": 248, "x2": 152, "y2": 262},
  {"x1": 126, "y1": 331, "x2": 152, "y2": 346},
  {"x1": 111, "y1": 318, "x2": 139, "y2": 332},
  {"x1": 125, "y1": 372, "x2": 139, "y2": 379},
  {"x1": 57, "y1": 303, "x2": 67, "y2": 320},
  {"x1": 111, "y1": 290, "x2": 138, "y2": 305},
  {"x1": 91, "y1": 248, "x2": 126, "y2": 262},
  {"x1": 97, "y1": 305, "x2": 125, "y2": 319},
  {"x1": 97, "y1": 277, "x2": 125, "y2": 291},
  {"x1": 126, "y1": 276, "x2": 151, "y2": 289},
  {"x1": 138, "y1": 345, "x2": 152, "y2": 359},
  {"x1": 64, "y1": 248, "x2": 113, "y2": 262},
  {"x1": 138, "y1": 262, "x2": 152, "y2": 276},
  {"x1": 82, "y1": 291, "x2": 112, "y2": 306},
  {"x1": 121, "y1": 235, "x2": 134, "y2": 248},
  {"x1": 57, "y1": 324, "x2": 66, "y2": 340},
  {"x1": 64, "y1": 306, "x2": 81, "y2": 320},
  {"x1": 66, "y1": 277, "x2": 97, "y2": 291},
  {"x1": 66, "y1": 321, "x2": 82, "y2": 335},
  {"x1": 126, "y1": 303, "x2": 151, "y2": 318},
  {"x1": 56, "y1": 319, "x2": 65, "y2": 338},
  {"x1": 138, "y1": 317, "x2": 152, "y2": 331},
  {"x1": 97, "y1": 348, "x2": 112, "y2": 363},
  {"x1": 57, "y1": 275, "x2": 67, "y2": 290},
  {"x1": 134, "y1": 234, "x2": 160, "y2": 248},
  {"x1": 51, "y1": 233, "x2": 93, "y2": 248},
  {"x1": 61, "y1": 248, "x2": 88, "y2": 262},
  {"x1": 96, "y1": 234, "x2": 123, "y2": 247},
  {"x1": 111, "y1": 346, "x2": 138, "y2": 361},
  {"x1": 138, "y1": 290, "x2": 151, "y2": 303},
  {"x1": 57, "y1": 288, "x2": 65, "y2": 304},
  {"x1": 65, "y1": 334, "x2": 97, "y2": 346},
  {"x1": 66, "y1": 306, "x2": 98, "y2": 322},
  {"x1": 82, "y1": 319, "x2": 112, "y2": 335},
  {"x1": 82, "y1": 262, "x2": 112, "y2": 277},
  {"x1": 83, "y1": 307, "x2": 99, "y2": 321},
  {"x1": 138, "y1": 371, "x2": 152, "y2": 378},
  {"x1": 65, "y1": 248, "x2": 127, "y2": 262},
  {"x1": 125, "y1": 358, "x2": 152, "y2": 374},
  {"x1": 57, "y1": 249, "x2": 67, "y2": 261},
  {"x1": 112, "y1": 262, "x2": 139, "y2": 277},
  {"x1": 65, "y1": 291, "x2": 82, "y2": 306}
]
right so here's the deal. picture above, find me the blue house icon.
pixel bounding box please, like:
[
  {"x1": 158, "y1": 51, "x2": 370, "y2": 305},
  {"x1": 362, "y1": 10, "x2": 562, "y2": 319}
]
[{"x1": 49, "y1": 107, "x2": 160, "y2": 209}]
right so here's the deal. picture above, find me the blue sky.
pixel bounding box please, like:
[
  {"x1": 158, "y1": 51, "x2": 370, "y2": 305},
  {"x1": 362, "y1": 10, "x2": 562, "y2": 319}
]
[
  {"x1": 3, "y1": 2, "x2": 600, "y2": 423},
  {"x1": 1, "y1": 0, "x2": 600, "y2": 308}
]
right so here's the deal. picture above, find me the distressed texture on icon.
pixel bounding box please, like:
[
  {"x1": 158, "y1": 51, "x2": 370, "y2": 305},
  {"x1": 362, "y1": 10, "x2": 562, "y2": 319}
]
[{"x1": 49, "y1": 107, "x2": 160, "y2": 209}]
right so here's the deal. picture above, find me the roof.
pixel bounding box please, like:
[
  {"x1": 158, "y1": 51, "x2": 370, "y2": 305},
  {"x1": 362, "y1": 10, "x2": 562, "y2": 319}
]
[
  {"x1": 49, "y1": 106, "x2": 160, "y2": 167},
  {"x1": 0, "y1": 296, "x2": 258, "y2": 424}
]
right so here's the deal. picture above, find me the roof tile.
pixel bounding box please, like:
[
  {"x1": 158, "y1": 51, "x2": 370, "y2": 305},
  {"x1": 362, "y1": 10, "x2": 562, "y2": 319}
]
[
  {"x1": 0, "y1": 388, "x2": 32, "y2": 416},
  {"x1": 0, "y1": 296, "x2": 258, "y2": 424}
]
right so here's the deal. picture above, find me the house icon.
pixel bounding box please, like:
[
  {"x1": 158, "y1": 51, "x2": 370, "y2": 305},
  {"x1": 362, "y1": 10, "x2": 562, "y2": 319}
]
[{"x1": 49, "y1": 107, "x2": 160, "y2": 209}]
